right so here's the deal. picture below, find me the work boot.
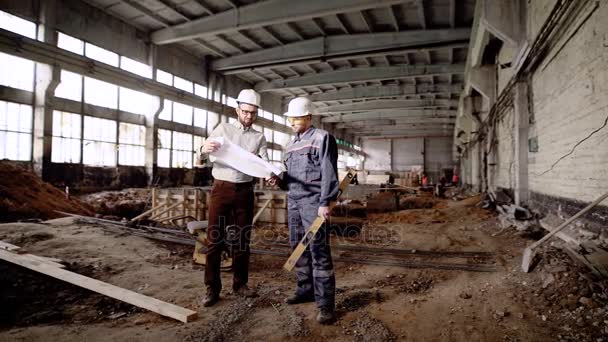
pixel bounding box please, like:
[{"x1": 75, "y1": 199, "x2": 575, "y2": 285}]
[
  {"x1": 316, "y1": 307, "x2": 337, "y2": 325},
  {"x1": 284, "y1": 294, "x2": 315, "y2": 305},
  {"x1": 233, "y1": 285, "x2": 258, "y2": 298},
  {"x1": 202, "y1": 292, "x2": 219, "y2": 307}
]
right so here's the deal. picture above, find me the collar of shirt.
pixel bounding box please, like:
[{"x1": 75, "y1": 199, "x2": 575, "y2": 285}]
[
  {"x1": 232, "y1": 120, "x2": 251, "y2": 132},
  {"x1": 296, "y1": 125, "x2": 315, "y2": 141}
]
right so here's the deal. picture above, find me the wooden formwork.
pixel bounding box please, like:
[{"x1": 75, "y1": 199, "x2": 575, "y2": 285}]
[
  {"x1": 254, "y1": 190, "x2": 287, "y2": 224},
  {"x1": 151, "y1": 187, "x2": 287, "y2": 225},
  {"x1": 151, "y1": 188, "x2": 206, "y2": 226}
]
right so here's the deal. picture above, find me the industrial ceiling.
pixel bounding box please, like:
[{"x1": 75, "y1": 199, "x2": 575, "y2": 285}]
[{"x1": 81, "y1": 0, "x2": 475, "y2": 138}]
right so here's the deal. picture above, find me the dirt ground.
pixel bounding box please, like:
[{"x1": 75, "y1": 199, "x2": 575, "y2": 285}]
[{"x1": 1, "y1": 195, "x2": 607, "y2": 342}]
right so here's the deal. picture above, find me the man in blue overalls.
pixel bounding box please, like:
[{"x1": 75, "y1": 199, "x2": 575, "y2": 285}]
[{"x1": 271, "y1": 97, "x2": 340, "y2": 324}]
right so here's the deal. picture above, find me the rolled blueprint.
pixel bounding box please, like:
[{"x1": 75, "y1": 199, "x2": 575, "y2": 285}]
[{"x1": 208, "y1": 137, "x2": 284, "y2": 179}]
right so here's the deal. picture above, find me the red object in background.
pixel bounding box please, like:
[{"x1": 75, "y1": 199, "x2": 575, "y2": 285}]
[
  {"x1": 452, "y1": 174, "x2": 459, "y2": 184},
  {"x1": 422, "y1": 175, "x2": 429, "y2": 186}
]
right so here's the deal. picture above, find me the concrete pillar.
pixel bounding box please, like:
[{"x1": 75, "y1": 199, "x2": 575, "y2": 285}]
[
  {"x1": 32, "y1": 0, "x2": 59, "y2": 178},
  {"x1": 469, "y1": 66, "x2": 497, "y2": 120},
  {"x1": 481, "y1": 0, "x2": 524, "y2": 47},
  {"x1": 145, "y1": 98, "x2": 163, "y2": 185},
  {"x1": 513, "y1": 82, "x2": 530, "y2": 205}
]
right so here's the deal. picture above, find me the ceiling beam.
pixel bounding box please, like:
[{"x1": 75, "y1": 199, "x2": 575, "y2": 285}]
[
  {"x1": 341, "y1": 123, "x2": 455, "y2": 131},
  {"x1": 120, "y1": 0, "x2": 226, "y2": 56},
  {"x1": 389, "y1": 5, "x2": 400, "y2": 31},
  {"x1": 211, "y1": 29, "x2": 470, "y2": 72},
  {"x1": 336, "y1": 117, "x2": 455, "y2": 128},
  {"x1": 350, "y1": 128, "x2": 453, "y2": 135},
  {"x1": 312, "y1": 18, "x2": 327, "y2": 36},
  {"x1": 319, "y1": 99, "x2": 458, "y2": 113},
  {"x1": 417, "y1": 0, "x2": 427, "y2": 29},
  {"x1": 360, "y1": 11, "x2": 373, "y2": 32},
  {"x1": 302, "y1": 83, "x2": 463, "y2": 102},
  {"x1": 151, "y1": 0, "x2": 407, "y2": 44},
  {"x1": 255, "y1": 64, "x2": 464, "y2": 92},
  {"x1": 450, "y1": 0, "x2": 456, "y2": 28},
  {"x1": 322, "y1": 109, "x2": 456, "y2": 122}
]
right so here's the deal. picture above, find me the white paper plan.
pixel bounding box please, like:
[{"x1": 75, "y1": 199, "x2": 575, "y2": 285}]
[{"x1": 208, "y1": 137, "x2": 284, "y2": 179}]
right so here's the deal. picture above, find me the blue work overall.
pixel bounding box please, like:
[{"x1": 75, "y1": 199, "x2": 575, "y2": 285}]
[{"x1": 282, "y1": 126, "x2": 339, "y2": 310}]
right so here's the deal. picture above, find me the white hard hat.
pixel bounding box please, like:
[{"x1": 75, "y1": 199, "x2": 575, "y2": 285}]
[
  {"x1": 236, "y1": 89, "x2": 261, "y2": 107},
  {"x1": 284, "y1": 97, "x2": 314, "y2": 117}
]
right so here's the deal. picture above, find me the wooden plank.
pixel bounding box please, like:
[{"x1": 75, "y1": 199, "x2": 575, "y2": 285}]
[
  {"x1": 0, "y1": 249, "x2": 198, "y2": 323},
  {"x1": 194, "y1": 189, "x2": 200, "y2": 221},
  {"x1": 0, "y1": 241, "x2": 65, "y2": 268},
  {"x1": 130, "y1": 204, "x2": 166, "y2": 222},
  {"x1": 283, "y1": 169, "x2": 356, "y2": 271},
  {"x1": 252, "y1": 199, "x2": 272, "y2": 225}
]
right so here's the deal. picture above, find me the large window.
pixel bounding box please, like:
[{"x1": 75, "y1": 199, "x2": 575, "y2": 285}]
[
  {"x1": 157, "y1": 129, "x2": 194, "y2": 168},
  {"x1": 227, "y1": 96, "x2": 238, "y2": 108},
  {"x1": 207, "y1": 111, "x2": 220, "y2": 130},
  {"x1": 0, "y1": 53, "x2": 35, "y2": 92},
  {"x1": 172, "y1": 131, "x2": 193, "y2": 168},
  {"x1": 263, "y1": 127, "x2": 273, "y2": 143},
  {"x1": 84, "y1": 77, "x2": 118, "y2": 109},
  {"x1": 274, "y1": 131, "x2": 291, "y2": 146},
  {"x1": 273, "y1": 114, "x2": 286, "y2": 125},
  {"x1": 173, "y1": 102, "x2": 193, "y2": 125},
  {"x1": 119, "y1": 87, "x2": 157, "y2": 116},
  {"x1": 55, "y1": 70, "x2": 82, "y2": 102},
  {"x1": 52, "y1": 110, "x2": 81, "y2": 163},
  {"x1": 57, "y1": 32, "x2": 84, "y2": 55},
  {"x1": 194, "y1": 108, "x2": 207, "y2": 128},
  {"x1": 120, "y1": 56, "x2": 152, "y2": 79},
  {"x1": 0, "y1": 10, "x2": 36, "y2": 39},
  {"x1": 0, "y1": 101, "x2": 32, "y2": 161},
  {"x1": 83, "y1": 116, "x2": 117, "y2": 166},
  {"x1": 174, "y1": 76, "x2": 193, "y2": 93},
  {"x1": 158, "y1": 100, "x2": 193, "y2": 125},
  {"x1": 195, "y1": 84, "x2": 208, "y2": 99},
  {"x1": 85, "y1": 42, "x2": 119, "y2": 67},
  {"x1": 118, "y1": 123, "x2": 145, "y2": 166}
]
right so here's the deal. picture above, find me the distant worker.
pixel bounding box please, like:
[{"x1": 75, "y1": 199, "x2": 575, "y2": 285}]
[
  {"x1": 269, "y1": 97, "x2": 340, "y2": 324},
  {"x1": 452, "y1": 173, "x2": 460, "y2": 186},
  {"x1": 198, "y1": 89, "x2": 268, "y2": 307},
  {"x1": 421, "y1": 173, "x2": 429, "y2": 187}
]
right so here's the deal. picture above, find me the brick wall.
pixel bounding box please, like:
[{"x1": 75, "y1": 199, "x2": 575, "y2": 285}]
[{"x1": 528, "y1": 1, "x2": 608, "y2": 203}]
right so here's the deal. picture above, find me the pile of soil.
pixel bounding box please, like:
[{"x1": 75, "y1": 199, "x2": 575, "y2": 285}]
[
  {"x1": 0, "y1": 161, "x2": 93, "y2": 222},
  {"x1": 399, "y1": 196, "x2": 443, "y2": 210},
  {"x1": 78, "y1": 188, "x2": 151, "y2": 219}
]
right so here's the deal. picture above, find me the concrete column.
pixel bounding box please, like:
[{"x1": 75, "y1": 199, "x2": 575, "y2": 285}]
[
  {"x1": 513, "y1": 82, "x2": 530, "y2": 205},
  {"x1": 145, "y1": 98, "x2": 163, "y2": 186},
  {"x1": 32, "y1": 0, "x2": 59, "y2": 178},
  {"x1": 481, "y1": 0, "x2": 524, "y2": 47}
]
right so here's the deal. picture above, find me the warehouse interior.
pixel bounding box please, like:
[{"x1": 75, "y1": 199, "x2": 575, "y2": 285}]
[{"x1": 0, "y1": 0, "x2": 607, "y2": 340}]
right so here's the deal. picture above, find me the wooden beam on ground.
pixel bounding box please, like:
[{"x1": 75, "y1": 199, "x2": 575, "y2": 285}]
[
  {"x1": 0, "y1": 241, "x2": 65, "y2": 268},
  {"x1": 0, "y1": 249, "x2": 198, "y2": 323}
]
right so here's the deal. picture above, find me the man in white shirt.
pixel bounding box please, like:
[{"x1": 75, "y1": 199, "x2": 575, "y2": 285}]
[{"x1": 199, "y1": 89, "x2": 268, "y2": 307}]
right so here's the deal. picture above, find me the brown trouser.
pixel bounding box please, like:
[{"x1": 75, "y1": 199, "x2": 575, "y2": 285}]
[{"x1": 204, "y1": 179, "x2": 254, "y2": 294}]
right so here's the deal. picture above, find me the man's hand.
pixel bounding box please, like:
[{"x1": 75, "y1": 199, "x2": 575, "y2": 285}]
[
  {"x1": 266, "y1": 175, "x2": 280, "y2": 186},
  {"x1": 318, "y1": 206, "x2": 330, "y2": 219},
  {"x1": 201, "y1": 139, "x2": 221, "y2": 154}
]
